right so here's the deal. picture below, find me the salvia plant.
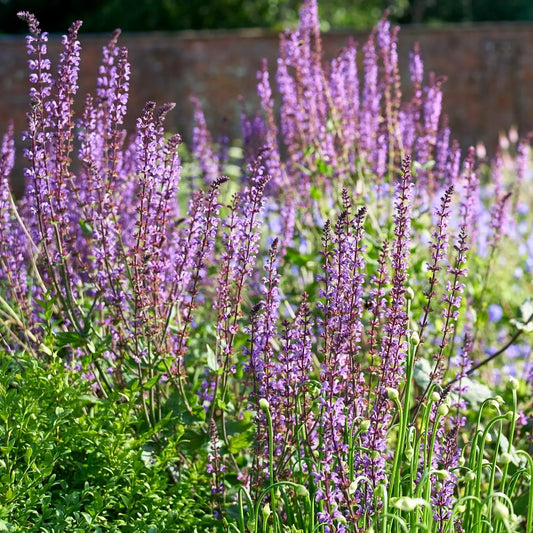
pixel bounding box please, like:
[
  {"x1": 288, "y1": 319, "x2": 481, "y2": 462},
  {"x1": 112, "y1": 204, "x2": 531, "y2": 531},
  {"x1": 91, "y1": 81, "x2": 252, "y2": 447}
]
[{"x1": 1, "y1": 1, "x2": 532, "y2": 532}]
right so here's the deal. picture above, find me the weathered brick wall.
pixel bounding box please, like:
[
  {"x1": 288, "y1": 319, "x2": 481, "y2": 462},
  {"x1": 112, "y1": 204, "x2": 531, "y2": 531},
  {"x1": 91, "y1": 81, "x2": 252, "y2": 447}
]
[{"x1": 2, "y1": 23, "x2": 533, "y2": 192}]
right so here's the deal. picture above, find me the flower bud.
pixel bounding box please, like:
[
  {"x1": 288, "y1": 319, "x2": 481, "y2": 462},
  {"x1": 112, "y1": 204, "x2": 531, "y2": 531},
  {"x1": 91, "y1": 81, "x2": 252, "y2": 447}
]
[
  {"x1": 488, "y1": 399, "x2": 500, "y2": 410},
  {"x1": 507, "y1": 376, "x2": 519, "y2": 390},
  {"x1": 464, "y1": 471, "x2": 476, "y2": 483},
  {"x1": 437, "y1": 403, "x2": 449, "y2": 417},
  {"x1": 393, "y1": 497, "x2": 426, "y2": 512},
  {"x1": 506, "y1": 411, "x2": 519, "y2": 423},
  {"x1": 430, "y1": 391, "x2": 441, "y2": 402},
  {"x1": 410, "y1": 331, "x2": 420, "y2": 345},
  {"x1": 374, "y1": 483, "x2": 387, "y2": 498},
  {"x1": 433, "y1": 469, "x2": 450, "y2": 480},
  {"x1": 261, "y1": 503, "x2": 271, "y2": 520},
  {"x1": 500, "y1": 452, "x2": 513, "y2": 465},
  {"x1": 493, "y1": 500, "x2": 509, "y2": 521},
  {"x1": 405, "y1": 437, "x2": 414, "y2": 461},
  {"x1": 405, "y1": 287, "x2": 415, "y2": 300},
  {"x1": 494, "y1": 395, "x2": 505, "y2": 405},
  {"x1": 295, "y1": 484, "x2": 309, "y2": 498},
  {"x1": 386, "y1": 388, "x2": 399, "y2": 401},
  {"x1": 259, "y1": 398, "x2": 270, "y2": 410},
  {"x1": 359, "y1": 420, "x2": 370, "y2": 432}
]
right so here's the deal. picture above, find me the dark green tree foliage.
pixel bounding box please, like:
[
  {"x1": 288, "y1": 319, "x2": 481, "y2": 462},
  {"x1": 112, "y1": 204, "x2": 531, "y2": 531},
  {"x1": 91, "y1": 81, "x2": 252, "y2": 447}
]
[
  {"x1": 1, "y1": 0, "x2": 531, "y2": 34},
  {"x1": 402, "y1": 0, "x2": 533, "y2": 24},
  {"x1": 0, "y1": 0, "x2": 305, "y2": 33}
]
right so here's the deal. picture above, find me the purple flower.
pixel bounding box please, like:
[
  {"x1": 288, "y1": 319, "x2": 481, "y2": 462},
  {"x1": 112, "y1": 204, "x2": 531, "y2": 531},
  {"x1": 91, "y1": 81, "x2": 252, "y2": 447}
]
[
  {"x1": 359, "y1": 157, "x2": 413, "y2": 509},
  {"x1": 514, "y1": 135, "x2": 531, "y2": 208},
  {"x1": 0, "y1": 123, "x2": 33, "y2": 347},
  {"x1": 409, "y1": 42, "x2": 424, "y2": 87},
  {"x1": 211, "y1": 149, "x2": 271, "y2": 413},
  {"x1": 431, "y1": 423, "x2": 461, "y2": 530},
  {"x1": 488, "y1": 304, "x2": 503, "y2": 323},
  {"x1": 191, "y1": 97, "x2": 219, "y2": 185},
  {"x1": 458, "y1": 147, "x2": 480, "y2": 239},
  {"x1": 418, "y1": 185, "x2": 454, "y2": 340},
  {"x1": 360, "y1": 35, "x2": 380, "y2": 155},
  {"x1": 257, "y1": 59, "x2": 284, "y2": 190},
  {"x1": 207, "y1": 417, "x2": 225, "y2": 508}
]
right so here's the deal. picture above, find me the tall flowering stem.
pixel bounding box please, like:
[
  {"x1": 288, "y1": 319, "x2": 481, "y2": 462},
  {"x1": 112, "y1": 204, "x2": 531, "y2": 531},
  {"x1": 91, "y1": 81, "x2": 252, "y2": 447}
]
[
  {"x1": 458, "y1": 147, "x2": 479, "y2": 238},
  {"x1": 313, "y1": 191, "x2": 368, "y2": 529},
  {"x1": 365, "y1": 239, "x2": 391, "y2": 407},
  {"x1": 191, "y1": 97, "x2": 219, "y2": 185},
  {"x1": 246, "y1": 239, "x2": 281, "y2": 489},
  {"x1": 168, "y1": 175, "x2": 228, "y2": 387},
  {"x1": 427, "y1": 404, "x2": 461, "y2": 531},
  {"x1": 361, "y1": 156, "x2": 413, "y2": 507},
  {"x1": 422, "y1": 225, "x2": 470, "y2": 404},
  {"x1": 0, "y1": 124, "x2": 35, "y2": 352},
  {"x1": 513, "y1": 135, "x2": 531, "y2": 211},
  {"x1": 417, "y1": 185, "x2": 454, "y2": 349},
  {"x1": 19, "y1": 12, "x2": 85, "y2": 334},
  {"x1": 212, "y1": 149, "x2": 270, "y2": 418}
]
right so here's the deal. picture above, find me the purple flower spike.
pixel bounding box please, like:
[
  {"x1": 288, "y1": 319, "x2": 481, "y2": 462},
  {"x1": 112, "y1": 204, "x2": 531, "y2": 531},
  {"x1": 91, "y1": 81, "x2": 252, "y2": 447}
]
[
  {"x1": 409, "y1": 42, "x2": 424, "y2": 88},
  {"x1": 360, "y1": 34, "x2": 380, "y2": 155},
  {"x1": 0, "y1": 123, "x2": 32, "y2": 349},
  {"x1": 207, "y1": 418, "x2": 226, "y2": 517},
  {"x1": 361, "y1": 157, "x2": 413, "y2": 504},
  {"x1": 257, "y1": 59, "x2": 284, "y2": 190},
  {"x1": 418, "y1": 185, "x2": 454, "y2": 345},
  {"x1": 191, "y1": 97, "x2": 219, "y2": 185}
]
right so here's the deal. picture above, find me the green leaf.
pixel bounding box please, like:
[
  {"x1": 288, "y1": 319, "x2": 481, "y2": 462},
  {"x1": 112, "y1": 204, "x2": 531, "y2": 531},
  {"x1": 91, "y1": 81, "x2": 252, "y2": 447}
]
[
  {"x1": 461, "y1": 378, "x2": 494, "y2": 408},
  {"x1": 228, "y1": 429, "x2": 254, "y2": 454},
  {"x1": 285, "y1": 247, "x2": 317, "y2": 268},
  {"x1": 295, "y1": 163, "x2": 312, "y2": 176},
  {"x1": 79, "y1": 219, "x2": 93, "y2": 236},
  {"x1": 39, "y1": 343, "x2": 54, "y2": 357},
  {"x1": 316, "y1": 158, "x2": 333, "y2": 177},
  {"x1": 54, "y1": 331, "x2": 87, "y2": 349},
  {"x1": 310, "y1": 185, "x2": 323, "y2": 201},
  {"x1": 81, "y1": 512, "x2": 93, "y2": 525},
  {"x1": 413, "y1": 159, "x2": 435, "y2": 171},
  {"x1": 413, "y1": 359, "x2": 432, "y2": 389},
  {"x1": 87, "y1": 340, "x2": 96, "y2": 354},
  {"x1": 144, "y1": 374, "x2": 161, "y2": 389},
  {"x1": 141, "y1": 445, "x2": 154, "y2": 467},
  {"x1": 510, "y1": 298, "x2": 533, "y2": 332},
  {"x1": 0, "y1": 519, "x2": 15, "y2": 532},
  {"x1": 24, "y1": 446, "x2": 32, "y2": 465},
  {"x1": 206, "y1": 344, "x2": 219, "y2": 372}
]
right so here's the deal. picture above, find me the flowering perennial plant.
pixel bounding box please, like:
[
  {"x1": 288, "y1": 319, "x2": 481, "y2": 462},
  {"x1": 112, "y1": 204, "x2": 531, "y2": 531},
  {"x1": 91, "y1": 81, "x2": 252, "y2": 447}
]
[{"x1": 1, "y1": 2, "x2": 533, "y2": 532}]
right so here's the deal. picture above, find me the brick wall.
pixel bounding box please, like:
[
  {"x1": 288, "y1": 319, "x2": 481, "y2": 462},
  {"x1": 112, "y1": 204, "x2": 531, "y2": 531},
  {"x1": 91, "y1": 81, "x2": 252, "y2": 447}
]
[{"x1": 2, "y1": 23, "x2": 533, "y2": 192}]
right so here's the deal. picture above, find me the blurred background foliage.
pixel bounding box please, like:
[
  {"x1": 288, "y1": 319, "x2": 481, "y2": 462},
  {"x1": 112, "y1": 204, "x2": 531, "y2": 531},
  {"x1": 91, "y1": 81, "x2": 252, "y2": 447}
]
[{"x1": 1, "y1": 0, "x2": 533, "y2": 33}]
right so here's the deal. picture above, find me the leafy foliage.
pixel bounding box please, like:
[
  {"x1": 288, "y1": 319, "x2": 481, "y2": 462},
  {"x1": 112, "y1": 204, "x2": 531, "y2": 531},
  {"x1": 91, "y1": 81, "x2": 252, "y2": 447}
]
[{"x1": 0, "y1": 352, "x2": 216, "y2": 532}]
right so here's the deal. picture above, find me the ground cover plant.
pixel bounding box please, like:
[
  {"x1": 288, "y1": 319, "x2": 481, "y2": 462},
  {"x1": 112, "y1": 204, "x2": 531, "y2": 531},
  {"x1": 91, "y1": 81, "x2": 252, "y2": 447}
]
[{"x1": 0, "y1": 1, "x2": 532, "y2": 531}]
